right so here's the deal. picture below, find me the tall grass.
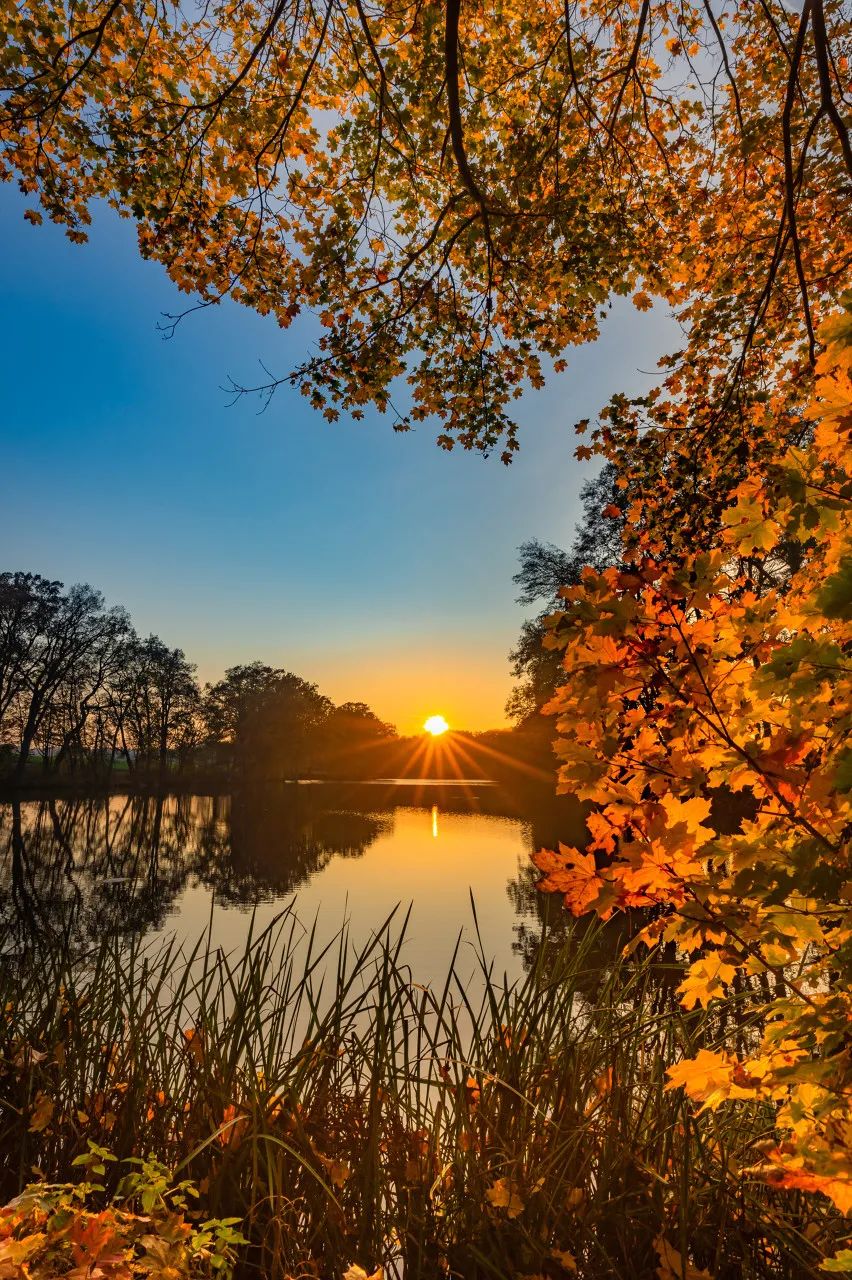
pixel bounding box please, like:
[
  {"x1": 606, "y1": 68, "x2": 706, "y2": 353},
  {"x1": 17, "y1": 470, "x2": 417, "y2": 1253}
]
[{"x1": 0, "y1": 907, "x2": 839, "y2": 1278}]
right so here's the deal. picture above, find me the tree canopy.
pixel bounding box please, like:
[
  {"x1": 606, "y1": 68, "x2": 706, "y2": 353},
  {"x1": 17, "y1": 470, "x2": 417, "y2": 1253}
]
[
  {"x1": 536, "y1": 303, "x2": 852, "y2": 1222},
  {"x1": 1, "y1": 0, "x2": 849, "y2": 459}
]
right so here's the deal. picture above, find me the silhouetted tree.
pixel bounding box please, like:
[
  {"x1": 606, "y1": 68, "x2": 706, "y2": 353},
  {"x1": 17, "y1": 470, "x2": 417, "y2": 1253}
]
[
  {"x1": 0, "y1": 573, "x2": 63, "y2": 730},
  {"x1": 0, "y1": 575, "x2": 132, "y2": 779},
  {"x1": 507, "y1": 465, "x2": 626, "y2": 724},
  {"x1": 203, "y1": 661, "x2": 286, "y2": 750},
  {"x1": 47, "y1": 608, "x2": 133, "y2": 775},
  {"x1": 122, "y1": 637, "x2": 200, "y2": 773},
  {"x1": 0, "y1": 576, "x2": 404, "y2": 785},
  {"x1": 317, "y1": 701, "x2": 396, "y2": 778},
  {"x1": 236, "y1": 672, "x2": 332, "y2": 779}
]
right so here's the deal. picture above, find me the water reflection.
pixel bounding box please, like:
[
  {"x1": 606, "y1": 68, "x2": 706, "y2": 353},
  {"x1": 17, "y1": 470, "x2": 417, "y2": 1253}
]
[{"x1": 0, "y1": 784, "x2": 596, "y2": 979}]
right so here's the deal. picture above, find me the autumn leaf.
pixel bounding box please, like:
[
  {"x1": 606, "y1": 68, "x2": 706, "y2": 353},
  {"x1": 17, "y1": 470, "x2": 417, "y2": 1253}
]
[
  {"x1": 485, "y1": 1177, "x2": 525, "y2": 1218},
  {"x1": 654, "y1": 1236, "x2": 713, "y2": 1280},
  {"x1": 217, "y1": 1104, "x2": 249, "y2": 1150},
  {"x1": 755, "y1": 1160, "x2": 852, "y2": 1216},
  {"x1": 665, "y1": 1050, "x2": 737, "y2": 1107},
  {"x1": 657, "y1": 794, "x2": 712, "y2": 840},
  {"x1": 592, "y1": 1067, "x2": 613, "y2": 1101},
  {"x1": 677, "y1": 954, "x2": 737, "y2": 1010},
  {"x1": 0, "y1": 1233, "x2": 47, "y2": 1267},
  {"x1": 564, "y1": 1186, "x2": 585, "y2": 1212},
  {"x1": 69, "y1": 1212, "x2": 124, "y2": 1271},
  {"x1": 343, "y1": 1265, "x2": 383, "y2": 1280},
  {"x1": 821, "y1": 1250, "x2": 852, "y2": 1273},
  {"x1": 318, "y1": 1154, "x2": 352, "y2": 1188},
  {"x1": 182, "y1": 1026, "x2": 204, "y2": 1064},
  {"x1": 532, "y1": 845, "x2": 610, "y2": 917},
  {"x1": 28, "y1": 1092, "x2": 54, "y2": 1133}
]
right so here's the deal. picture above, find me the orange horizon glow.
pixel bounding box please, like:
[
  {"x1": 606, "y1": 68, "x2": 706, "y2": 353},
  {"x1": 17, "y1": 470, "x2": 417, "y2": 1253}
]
[{"x1": 196, "y1": 649, "x2": 514, "y2": 737}]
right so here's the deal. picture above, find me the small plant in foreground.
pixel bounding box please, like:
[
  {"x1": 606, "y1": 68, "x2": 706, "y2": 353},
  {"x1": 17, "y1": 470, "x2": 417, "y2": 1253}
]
[{"x1": 0, "y1": 1141, "x2": 245, "y2": 1279}]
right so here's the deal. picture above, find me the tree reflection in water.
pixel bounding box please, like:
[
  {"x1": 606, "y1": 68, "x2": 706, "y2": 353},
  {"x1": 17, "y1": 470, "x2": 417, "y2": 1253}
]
[
  {"x1": 0, "y1": 785, "x2": 638, "y2": 990},
  {"x1": 0, "y1": 789, "x2": 392, "y2": 952}
]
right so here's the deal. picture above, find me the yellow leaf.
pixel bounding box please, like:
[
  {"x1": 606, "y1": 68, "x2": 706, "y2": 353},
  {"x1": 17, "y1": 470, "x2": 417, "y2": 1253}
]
[
  {"x1": 665, "y1": 1049, "x2": 737, "y2": 1106},
  {"x1": 564, "y1": 1185, "x2": 585, "y2": 1212},
  {"x1": 485, "y1": 1177, "x2": 525, "y2": 1218},
  {"x1": 0, "y1": 1234, "x2": 47, "y2": 1266},
  {"x1": 677, "y1": 954, "x2": 737, "y2": 1010}
]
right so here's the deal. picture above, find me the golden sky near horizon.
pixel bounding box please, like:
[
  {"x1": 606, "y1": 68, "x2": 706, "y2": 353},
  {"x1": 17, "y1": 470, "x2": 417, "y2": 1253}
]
[{"x1": 197, "y1": 642, "x2": 515, "y2": 736}]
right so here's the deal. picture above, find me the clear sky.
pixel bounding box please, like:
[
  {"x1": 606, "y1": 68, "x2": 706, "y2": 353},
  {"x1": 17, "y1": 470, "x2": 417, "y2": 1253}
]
[{"x1": 0, "y1": 191, "x2": 674, "y2": 733}]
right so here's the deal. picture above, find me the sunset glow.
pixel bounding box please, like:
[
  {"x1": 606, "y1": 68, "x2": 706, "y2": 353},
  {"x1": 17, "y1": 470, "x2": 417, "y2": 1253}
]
[{"x1": 423, "y1": 714, "x2": 449, "y2": 736}]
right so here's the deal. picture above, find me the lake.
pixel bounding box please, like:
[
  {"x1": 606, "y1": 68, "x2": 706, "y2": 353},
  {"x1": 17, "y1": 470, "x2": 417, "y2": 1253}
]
[{"x1": 0, "y1": 782, "x2": 595, "y2": 987}]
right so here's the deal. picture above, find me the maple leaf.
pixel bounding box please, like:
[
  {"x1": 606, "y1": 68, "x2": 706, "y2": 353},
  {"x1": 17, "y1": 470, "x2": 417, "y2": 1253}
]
[
  {"x1": 821, "y1": 1250, "x2": 852, "y2": 1273},
  {"x1": 665, "y1": 1050, "x2": 736, "y2": 1106},
  {"x1": 318, "y1": 1153, "x2": 352, "y2": 1188},
  {"x1": 755, "y1": 1157, "x2": 852, "y2": 1215},
  {"x1": 0, "y1": 1233, "x2": 47, "y2": 1268},
  {"x1": 182, "y1": 1027, "x2": 204, "y2": 1064},
  {"x1": 657, "y1": 794, "x2": 712, "y2": 840},
  {"x1": 677, "y1": 954, "x2": 737, "y2": 1010},
  {"x1": 564, "y1": 1186, "x2": 585, "y2": 1212},
  {"x1": 485, "y1": 1177, "x2": 525, "y2": 1218},
  {"x1": 69, "y1": 1212, "x2": 124, "y2": 1271},
  {"x1": 532, "y1": 845, "x2": 608, "y2": 916}
]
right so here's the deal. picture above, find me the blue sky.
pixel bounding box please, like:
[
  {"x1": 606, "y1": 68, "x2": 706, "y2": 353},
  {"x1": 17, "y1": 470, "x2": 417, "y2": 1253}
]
[{"x1": 0, "y1": 189, "x2": 674, "y2": 731}]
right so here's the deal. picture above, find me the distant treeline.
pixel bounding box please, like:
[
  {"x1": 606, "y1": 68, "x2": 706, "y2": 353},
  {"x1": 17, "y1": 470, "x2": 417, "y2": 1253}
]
[{"x1": 0, "y1": 571, "x2": 555, "y2": 788}]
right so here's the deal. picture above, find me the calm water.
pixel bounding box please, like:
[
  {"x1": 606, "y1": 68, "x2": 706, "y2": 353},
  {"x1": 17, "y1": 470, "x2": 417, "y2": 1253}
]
[{"x1": 0, "y1": 783, "x2": 590, "y2": 986}]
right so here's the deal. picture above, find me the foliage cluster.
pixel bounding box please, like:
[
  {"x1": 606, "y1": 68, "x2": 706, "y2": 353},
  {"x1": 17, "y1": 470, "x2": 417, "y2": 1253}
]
[
  {"x1": 536, "y1": 305, "x2": 852, "y2": 1225},
  {"x1": 1, "y1": 913, "x2": 845, "y2": 1278},
  {"x1": 0, "y1": 1150, "x2": 244, "y2": 1280},
  {"x1": 1, "y1": 0, "x2": 849, "y2": 462}
]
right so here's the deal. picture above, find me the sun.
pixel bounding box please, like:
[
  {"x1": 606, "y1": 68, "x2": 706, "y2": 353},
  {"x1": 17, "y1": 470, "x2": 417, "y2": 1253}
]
[{"x1": 423, "y1": 714, "x2": 449, "y2": 736}]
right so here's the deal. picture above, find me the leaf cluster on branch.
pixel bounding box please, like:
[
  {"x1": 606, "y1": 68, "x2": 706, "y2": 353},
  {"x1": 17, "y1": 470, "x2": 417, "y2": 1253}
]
[
  {"x1": 0, "y1": 0, "x2": 849, "y2": 457},
  {"x1": 536, "y1": 302, "x2": 852, "y2": 1221}
]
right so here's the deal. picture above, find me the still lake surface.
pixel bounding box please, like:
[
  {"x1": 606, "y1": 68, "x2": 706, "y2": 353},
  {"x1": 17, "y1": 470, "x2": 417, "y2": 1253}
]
[{"x1": 0, "y1": 782, "x2": 591, "y2": 987}]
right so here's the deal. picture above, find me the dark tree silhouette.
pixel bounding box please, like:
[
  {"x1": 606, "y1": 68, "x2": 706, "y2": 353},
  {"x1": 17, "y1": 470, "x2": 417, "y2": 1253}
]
[{"x1": 507, "y1": 465, "x2": 626, "y2": 723}]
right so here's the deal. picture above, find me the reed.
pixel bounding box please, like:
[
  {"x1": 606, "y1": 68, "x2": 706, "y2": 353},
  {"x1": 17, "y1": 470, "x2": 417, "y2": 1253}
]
[{"x1": 0, "y1": 906, "x2": 839, "y2": 1278}]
